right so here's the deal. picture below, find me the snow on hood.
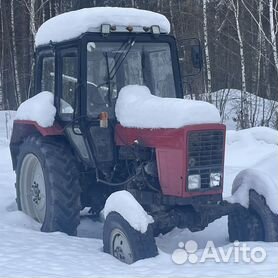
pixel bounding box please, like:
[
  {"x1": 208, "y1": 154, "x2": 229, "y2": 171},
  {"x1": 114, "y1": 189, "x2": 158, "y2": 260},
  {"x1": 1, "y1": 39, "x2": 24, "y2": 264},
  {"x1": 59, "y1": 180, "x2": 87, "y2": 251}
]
[
  {"x1": 35, "y1": 7, "x2": 170, "y2": 46},
  {"x1": 15, "y1": 92, "x2": 56, "y2": 128},
  {"x1": 115, "y1": 85, "x2": 221, "y2": 129},
  {"x1": 103, "y1": 190, "x2": 154, "y2": 233}
]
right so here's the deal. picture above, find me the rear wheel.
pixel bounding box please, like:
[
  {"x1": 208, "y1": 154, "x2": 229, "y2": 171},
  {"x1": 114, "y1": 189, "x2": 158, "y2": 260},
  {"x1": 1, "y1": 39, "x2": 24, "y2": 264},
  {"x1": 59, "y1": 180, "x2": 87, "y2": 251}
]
[
  {"x1": 228, "y1": 190, "x2": 278, "y2": 242},
  {"x1": 16, "y1": 136, "x2": 81, "y2": 235},
  {"x1": 103, "y1": 212, "x2": 158, "y2": 264}
]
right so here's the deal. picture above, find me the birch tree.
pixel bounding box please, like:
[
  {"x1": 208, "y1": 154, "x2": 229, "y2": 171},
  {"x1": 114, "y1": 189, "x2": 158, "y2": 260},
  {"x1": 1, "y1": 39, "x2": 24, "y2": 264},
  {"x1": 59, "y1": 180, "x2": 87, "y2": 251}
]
[
  {"x1": 169, "y1": 0, "x2": 176, "y2": 37},
  {"x1": 203, "y1": 0, "x2": 212, "y2": 100},
  {"x1": 269, "y1": 0, "x2": 278, "y2": 72},
  {"x1": 11, "y1": 0, "x2": 21, "y2": 105},
  {"x1": 230, "y1": 0, "x2": 249, "y2": 128}
]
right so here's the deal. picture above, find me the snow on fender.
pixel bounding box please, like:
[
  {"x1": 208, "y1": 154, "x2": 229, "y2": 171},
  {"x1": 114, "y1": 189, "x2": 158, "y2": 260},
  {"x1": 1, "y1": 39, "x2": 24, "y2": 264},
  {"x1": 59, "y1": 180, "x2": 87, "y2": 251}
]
[
  {"x1": 227, "y1": 167, "x2": 278, "y2": 242},
  {"x1": 103, "y1": 190, "x2": 154, "y2": 234},
  {"x1": 15, "y1": 91, "x2": 56, "y2": 128},
  {"x1": 227, "y1": 169, "x2": 278, "y2": 215}
]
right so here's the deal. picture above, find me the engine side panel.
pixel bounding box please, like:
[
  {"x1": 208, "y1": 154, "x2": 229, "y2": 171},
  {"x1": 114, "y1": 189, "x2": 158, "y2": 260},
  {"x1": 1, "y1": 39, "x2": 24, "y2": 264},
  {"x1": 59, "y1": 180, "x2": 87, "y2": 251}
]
[
  {"x1": 115, "y1": 123, "x2": 226, "y2": 198},
  {"x1": 156, "y1": 148, "x2": 184, "y2": 196}
]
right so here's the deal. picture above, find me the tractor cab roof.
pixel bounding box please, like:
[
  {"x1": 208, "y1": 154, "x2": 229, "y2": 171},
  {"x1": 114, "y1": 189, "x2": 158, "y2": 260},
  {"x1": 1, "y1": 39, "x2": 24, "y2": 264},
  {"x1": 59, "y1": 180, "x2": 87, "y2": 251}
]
[{"x1": 35, "y1": 7, "x2": 171, "y2": 47}]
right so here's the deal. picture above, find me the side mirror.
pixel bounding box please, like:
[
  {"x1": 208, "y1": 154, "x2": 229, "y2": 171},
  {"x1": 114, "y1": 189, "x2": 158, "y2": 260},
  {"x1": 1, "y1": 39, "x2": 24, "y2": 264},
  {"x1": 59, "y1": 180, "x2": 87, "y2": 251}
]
[{"x1": 178, "y1": 38, "x2": 203, "y2": 77}]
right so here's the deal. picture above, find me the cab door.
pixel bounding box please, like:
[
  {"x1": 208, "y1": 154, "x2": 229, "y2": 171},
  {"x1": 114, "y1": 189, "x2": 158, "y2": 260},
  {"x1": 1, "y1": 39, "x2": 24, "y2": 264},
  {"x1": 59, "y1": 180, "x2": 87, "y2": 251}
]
[
  {"x1": 56, "y1": 46, "x2": 91, "y2": 163},
  {"x1": 85, "y1": 41, "x2": 115, "y2": 171}
]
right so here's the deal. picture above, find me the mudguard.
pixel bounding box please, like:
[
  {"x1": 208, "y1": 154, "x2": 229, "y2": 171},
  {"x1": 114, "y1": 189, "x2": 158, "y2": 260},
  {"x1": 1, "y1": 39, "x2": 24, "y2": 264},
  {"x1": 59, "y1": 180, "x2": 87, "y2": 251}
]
[{"x1": 9, "y1": 120, "x2": 64, "y2": 170}]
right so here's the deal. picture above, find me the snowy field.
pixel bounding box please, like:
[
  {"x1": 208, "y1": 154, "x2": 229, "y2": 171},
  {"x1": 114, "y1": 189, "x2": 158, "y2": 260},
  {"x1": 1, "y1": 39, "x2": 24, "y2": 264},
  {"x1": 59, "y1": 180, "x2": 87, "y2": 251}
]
[{"x1": 0, "y1": 111, "x2": 277, "y2": 277}]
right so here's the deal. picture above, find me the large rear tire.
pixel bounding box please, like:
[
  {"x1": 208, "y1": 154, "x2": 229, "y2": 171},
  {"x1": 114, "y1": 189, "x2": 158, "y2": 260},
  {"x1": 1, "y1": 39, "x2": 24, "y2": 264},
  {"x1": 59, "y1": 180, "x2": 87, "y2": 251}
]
[
  {"x1": 228, "y1": 190, "x2": 278, "y2": 242},
  {"x1": 103, "y1": 212, "x2": 158, "y2": 264},
  {"x1": 16, "y1": 136, "x2": 81, "y2": 236}
]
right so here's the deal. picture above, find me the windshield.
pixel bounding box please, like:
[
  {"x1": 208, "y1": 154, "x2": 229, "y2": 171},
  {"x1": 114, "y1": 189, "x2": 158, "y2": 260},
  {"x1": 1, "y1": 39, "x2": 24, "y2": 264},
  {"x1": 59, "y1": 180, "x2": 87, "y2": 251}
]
[{"x1": 87, "y1": 41, "x2": 176, "y2": 118}]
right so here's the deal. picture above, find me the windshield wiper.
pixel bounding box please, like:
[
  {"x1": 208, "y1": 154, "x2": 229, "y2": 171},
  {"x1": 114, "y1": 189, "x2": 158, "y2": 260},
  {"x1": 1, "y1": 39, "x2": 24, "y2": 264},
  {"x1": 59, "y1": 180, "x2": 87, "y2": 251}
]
[
  {"x1": 99, "y1": 39, "x2": 136, "y2": 104},
  {"x1": 109, "y1": 38, "x2": 135, "y2": 80}
]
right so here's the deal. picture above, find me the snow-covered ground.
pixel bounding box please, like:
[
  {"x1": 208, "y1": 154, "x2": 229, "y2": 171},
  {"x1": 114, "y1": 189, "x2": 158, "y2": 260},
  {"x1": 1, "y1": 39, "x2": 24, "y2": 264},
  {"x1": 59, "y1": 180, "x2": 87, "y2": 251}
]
[{"x1": 0, "y1": 110, "x2": 277, "y2": 277}]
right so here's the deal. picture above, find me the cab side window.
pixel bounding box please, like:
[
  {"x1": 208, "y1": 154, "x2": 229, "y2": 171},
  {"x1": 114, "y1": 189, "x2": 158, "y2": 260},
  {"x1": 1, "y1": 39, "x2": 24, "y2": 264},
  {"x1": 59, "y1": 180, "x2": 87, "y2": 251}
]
[
  {"x1": 41, "y1": 56, "x2": 55, "y2": 93},
  {"x1": 60, "y1": 53, "x2": 78, "y2": 115}
]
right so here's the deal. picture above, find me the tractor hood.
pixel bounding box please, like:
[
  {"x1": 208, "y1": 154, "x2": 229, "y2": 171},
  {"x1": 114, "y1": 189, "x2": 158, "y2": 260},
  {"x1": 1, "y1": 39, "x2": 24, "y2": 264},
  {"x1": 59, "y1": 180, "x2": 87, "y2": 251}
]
[{"x1": 115, "y1": 85, "x2": 220, "y2": 129}]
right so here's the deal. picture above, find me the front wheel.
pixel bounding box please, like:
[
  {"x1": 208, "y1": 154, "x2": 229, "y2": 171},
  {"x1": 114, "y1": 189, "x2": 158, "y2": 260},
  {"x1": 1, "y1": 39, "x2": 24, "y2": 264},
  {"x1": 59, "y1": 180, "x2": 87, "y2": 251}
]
[
  {"x1": 103, "y1": 212, "x2": 158, "y2": 264},
  {"x1": 16, "y1": 136, "x2": 81, "y2": 235},
  {"x1": 228, "y1": 190, "x2": 278, "y2": 242}
]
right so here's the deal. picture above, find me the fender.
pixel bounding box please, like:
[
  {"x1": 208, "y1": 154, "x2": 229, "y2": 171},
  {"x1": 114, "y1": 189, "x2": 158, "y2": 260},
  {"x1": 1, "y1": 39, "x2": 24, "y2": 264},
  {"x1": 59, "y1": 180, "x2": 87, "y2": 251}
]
[{"x1": 10, "y1": 120, "x2": 64, "y2": 170}]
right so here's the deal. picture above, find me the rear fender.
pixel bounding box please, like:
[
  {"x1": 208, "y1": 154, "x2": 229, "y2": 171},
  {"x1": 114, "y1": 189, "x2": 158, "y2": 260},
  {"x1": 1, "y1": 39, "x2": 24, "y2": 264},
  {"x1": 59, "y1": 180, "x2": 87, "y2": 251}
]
[{"x1": 10, "y1": 120, "x2": 64, "y2": 170}]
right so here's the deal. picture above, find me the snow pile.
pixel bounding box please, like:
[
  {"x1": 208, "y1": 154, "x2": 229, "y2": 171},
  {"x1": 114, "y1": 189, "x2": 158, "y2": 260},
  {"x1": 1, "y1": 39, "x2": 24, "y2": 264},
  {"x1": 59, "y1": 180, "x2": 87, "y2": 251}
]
[
  {"x1": 224, "y1": 127, "x2": 278, "y2": 214},
  {"x1": 0, "y1": 111, "x2": 16, "y2": 143},
  {"x1": 225, "y1": 127, "x2": 278, "y2": 169},
  {"x1": 103, "y1": 190, "x2": 153, "y2": 233},
  {"x1": 211, "y1": 89, "x2": 278, "y2": 130},
  {"x1": 115, "y1": 85, "x2": 220, "y2": 129},
  {"x1": 227, "y1": 126, "x2": 278, "y2": 146},
  {"x1": 227, "y1": 156, "x2": 278, "y2": 214},
  {"x1": 36, "y1": 7, "x2": 170, "y2": 46},
  {"x1": 15, "y1": 91, "x2": 56, "y2": 128}
]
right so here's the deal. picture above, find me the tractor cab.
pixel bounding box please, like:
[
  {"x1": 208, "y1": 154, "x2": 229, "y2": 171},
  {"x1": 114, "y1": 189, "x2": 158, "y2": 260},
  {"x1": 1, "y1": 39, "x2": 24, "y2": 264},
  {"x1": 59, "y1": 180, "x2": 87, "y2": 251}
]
[{"x1": 34, "y1": 7, "x2": 204, "y2": 178}]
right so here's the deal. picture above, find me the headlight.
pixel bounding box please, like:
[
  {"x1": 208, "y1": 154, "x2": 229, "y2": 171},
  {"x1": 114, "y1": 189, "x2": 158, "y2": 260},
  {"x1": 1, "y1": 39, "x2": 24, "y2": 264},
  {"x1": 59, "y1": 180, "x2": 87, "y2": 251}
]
[
  {"x1": 210, "y1": 173, "x2": 221, "y2": 187},
  {"x1": 188, "y1": 175, "x2": 201, "y2": 190}
]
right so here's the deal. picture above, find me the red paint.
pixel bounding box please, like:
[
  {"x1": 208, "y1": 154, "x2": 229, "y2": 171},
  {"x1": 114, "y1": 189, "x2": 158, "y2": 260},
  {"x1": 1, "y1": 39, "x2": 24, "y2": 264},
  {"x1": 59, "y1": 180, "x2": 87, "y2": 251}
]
[
  {"x1": 11, "y1": 120, "x2": 64, "y2": 145},
  {"x1": 115, "y1": 123, "x2": 226, "y2": 198}
]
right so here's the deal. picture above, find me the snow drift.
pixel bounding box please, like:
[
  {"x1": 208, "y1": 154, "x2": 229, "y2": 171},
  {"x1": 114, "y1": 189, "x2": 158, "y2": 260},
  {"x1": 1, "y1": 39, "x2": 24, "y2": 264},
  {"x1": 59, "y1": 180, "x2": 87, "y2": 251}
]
[
  {"x1": 226, "y1": 126, "x2": 278, "y2": 146},
  {"x1": 0, "y1": 111, "x2": 16, "y2": 143},
  {"x1": 227, "y1": 161, "x2": 278, "y2": 214},
  {"x1": 211, "y1": 89, "x2": 278, "y2": 130},
  {"x1": 115, "y1": 85, "x2": 220, "y2": 128},
  {"x1": 35, "y1": 7, "x2": 171, "y2": 46},
  {"x1": 225, "y1": 127, "x2": 278, "y2": 214}
]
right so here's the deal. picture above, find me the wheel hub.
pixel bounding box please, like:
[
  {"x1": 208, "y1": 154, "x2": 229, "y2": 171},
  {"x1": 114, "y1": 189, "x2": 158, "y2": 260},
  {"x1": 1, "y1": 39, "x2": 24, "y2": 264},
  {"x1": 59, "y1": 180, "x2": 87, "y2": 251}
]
[
  {"x1": 111, "y1": 229, "x2": 133, "y2": 264},
  {"x1": 31, "y1": 181, "x2": 41, "y2": 204}
]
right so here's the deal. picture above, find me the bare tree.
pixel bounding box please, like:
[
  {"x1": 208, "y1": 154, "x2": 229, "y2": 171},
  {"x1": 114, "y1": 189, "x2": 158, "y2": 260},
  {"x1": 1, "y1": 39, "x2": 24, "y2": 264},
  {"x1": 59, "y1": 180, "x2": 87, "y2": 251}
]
[
  {"x1": 229, "y1": 0, "x2": 249, "y2": 128},
  {"x1": 11, "y1": 0, "x2": 21, "y2": 105},
  {"x1": 203, "y1": 0, "x2": 212, "y2": 100},
  {"x1": 269, "y1": 0, "x2": 278, "y2": 72}
]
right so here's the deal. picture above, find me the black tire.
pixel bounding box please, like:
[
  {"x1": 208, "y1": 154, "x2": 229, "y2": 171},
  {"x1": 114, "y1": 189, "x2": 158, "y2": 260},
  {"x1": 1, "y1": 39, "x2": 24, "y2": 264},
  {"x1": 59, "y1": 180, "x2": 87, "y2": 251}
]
[
  {"x1": 103, "y1": 212, "x2": 158, "y2": 264},
  {"x1": 16, "y1": 136, "x2": 81, "y2": 236},
  {"x1": 228, "y1": 190, "x2": 278, "y2": 242}
]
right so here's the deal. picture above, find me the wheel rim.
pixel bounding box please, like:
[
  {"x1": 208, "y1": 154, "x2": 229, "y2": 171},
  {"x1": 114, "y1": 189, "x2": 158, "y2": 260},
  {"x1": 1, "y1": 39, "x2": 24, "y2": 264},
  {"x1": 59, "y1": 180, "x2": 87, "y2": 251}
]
[
  {"x1": 110, "y1": 228, "x2": 134, "y2": 264},
  {"x1": 19, "y1": 154, "x2": 46, "y2": 223}
]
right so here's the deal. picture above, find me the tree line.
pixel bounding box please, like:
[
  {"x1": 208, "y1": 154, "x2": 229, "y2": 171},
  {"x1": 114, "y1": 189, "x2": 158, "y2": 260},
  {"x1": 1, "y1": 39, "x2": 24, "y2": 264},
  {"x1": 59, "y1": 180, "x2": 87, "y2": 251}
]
[{"x1": 0, "y1": 0, "x2": 277, "y2": 128}]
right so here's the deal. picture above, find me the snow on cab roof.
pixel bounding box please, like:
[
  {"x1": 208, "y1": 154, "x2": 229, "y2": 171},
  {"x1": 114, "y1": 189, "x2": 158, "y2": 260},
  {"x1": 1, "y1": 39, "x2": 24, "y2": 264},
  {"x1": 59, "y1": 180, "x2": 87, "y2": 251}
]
[{"x1": 35, "y1": 7, "x2": 171, "y2": 46}]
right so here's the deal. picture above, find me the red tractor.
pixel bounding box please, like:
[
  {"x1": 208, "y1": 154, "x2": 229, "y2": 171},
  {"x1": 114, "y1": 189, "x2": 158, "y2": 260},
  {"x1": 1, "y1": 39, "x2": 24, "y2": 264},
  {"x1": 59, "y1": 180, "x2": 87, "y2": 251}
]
[{"x1": 10, "y1": 7, "x2": 278, "y2": 264}]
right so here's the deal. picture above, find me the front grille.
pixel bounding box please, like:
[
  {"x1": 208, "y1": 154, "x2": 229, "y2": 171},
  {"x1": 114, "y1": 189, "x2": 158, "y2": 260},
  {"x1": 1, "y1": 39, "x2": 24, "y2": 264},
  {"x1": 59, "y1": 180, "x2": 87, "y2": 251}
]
[{"x1": 187, "y1": 130, "x2": 224, "y2": 189}]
